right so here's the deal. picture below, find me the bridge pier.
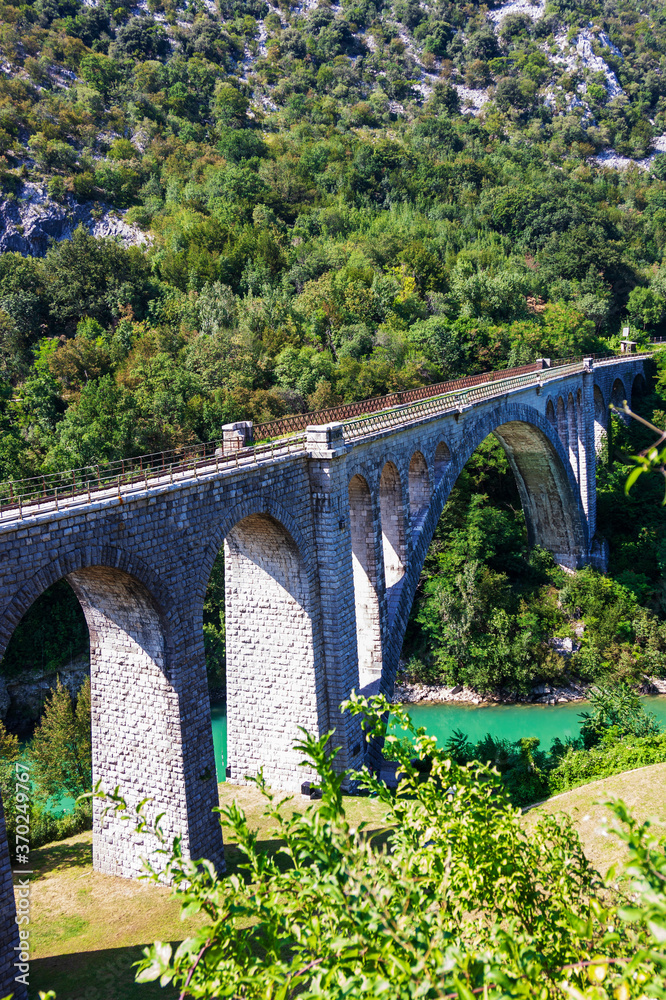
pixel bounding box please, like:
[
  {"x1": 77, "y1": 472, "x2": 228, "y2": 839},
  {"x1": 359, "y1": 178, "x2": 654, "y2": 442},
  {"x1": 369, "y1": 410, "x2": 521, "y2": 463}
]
[
  {"x1": 306, "y1": 424, "x2": 366, "y2": 773},
  {"x1": 68, "y1": 567, "x2": 223, "y2": 880}
]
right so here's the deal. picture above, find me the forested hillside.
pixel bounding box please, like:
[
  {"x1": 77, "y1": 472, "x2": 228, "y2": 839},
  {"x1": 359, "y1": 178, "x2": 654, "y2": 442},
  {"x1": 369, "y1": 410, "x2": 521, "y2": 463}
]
[
  {"x1": 3, "y1": 0, "x2": 666, "y2": 700},
  {"x1": 2, "y1": 0, "x2": 666, "y2": 479}
]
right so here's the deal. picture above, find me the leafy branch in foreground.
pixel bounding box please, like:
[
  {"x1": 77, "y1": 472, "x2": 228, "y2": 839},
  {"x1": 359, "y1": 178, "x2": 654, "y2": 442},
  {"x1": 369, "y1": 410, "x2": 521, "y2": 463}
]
[
  {"x1": 617, "y1": 403, "x2": 666, "y2": 502},
  {"x1": 76, "y1": 694, "x2": 666, "y2": 1000}
]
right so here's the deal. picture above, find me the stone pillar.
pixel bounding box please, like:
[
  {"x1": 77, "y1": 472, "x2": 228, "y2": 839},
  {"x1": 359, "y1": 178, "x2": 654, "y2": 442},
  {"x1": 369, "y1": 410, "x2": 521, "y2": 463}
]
[
  {"x1": 68, "y1": 567, "x2": 224, "y2": 880},
  {"x1": 219, "y1": 422, "x2": 253, "y2": 455},
  {"x1": 0, "y1": 790, "x2": 27, "y2": 1000},
  {"x1": 224, "y1": 511, "x2": 325, "y2": 793},
  {"x1": 306, "y1": 424, "x2": 365, "y2": 775},
  {"x1": 579, "y1": 360, "x2": 597, "y2": 548}
]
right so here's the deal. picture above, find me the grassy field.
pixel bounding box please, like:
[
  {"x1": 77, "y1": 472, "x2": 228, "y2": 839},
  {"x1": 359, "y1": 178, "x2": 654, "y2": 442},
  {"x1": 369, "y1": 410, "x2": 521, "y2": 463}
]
[
  {"x1": 28, "y1": 784, "x2": 389, "y2": 1000},
  {"x1": 26, "y1": 766, "x2": 666, "y2": 1000}
]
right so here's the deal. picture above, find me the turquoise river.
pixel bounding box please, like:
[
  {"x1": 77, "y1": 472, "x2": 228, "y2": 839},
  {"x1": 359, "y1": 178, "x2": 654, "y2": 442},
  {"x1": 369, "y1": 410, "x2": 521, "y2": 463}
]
[{"x1": 210, "y1": 696, "x2": 666, "y2": 781}]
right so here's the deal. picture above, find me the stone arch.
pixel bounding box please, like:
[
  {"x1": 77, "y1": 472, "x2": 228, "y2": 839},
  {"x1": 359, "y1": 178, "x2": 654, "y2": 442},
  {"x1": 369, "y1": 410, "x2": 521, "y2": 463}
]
[
  {"x1": 610, "y1": 377, "x2": 627, "y2": 411},
  {"x1": 348, "y1": 473, "x2": 382, "y2": 687},
  {"x1": 223, "y1": 511, "x2": 324, "y2": 791},
  {"x1": 556, "y1": 395, "x2": 568, "y2": 452},
  {"x1": 593, "y1": 384, "x2": 607, "y2": 456},
  {"x1": 567, "y1": 392, "x2": 579, "y2": 479},
  {"x1": 632, "y1": 372, "x2": 647, "y2": 404},
  {"x1": 0, "y1": 553, "x2": 222, "y2": 880},
  {"x1": 381, "y1": 402, "x2": 588, "y2": 699},
  {"x1": 379, "y1": 462, "x2": 406, "y2": 621},
  {"x1": 0, "y1": 546, "x2": 170, "y2": 662},
  {"x1": 546, "y1": 398, "x2": 556, "y2": 429},
  {"x1": 408, "y1": 451, "x2": 430, "y2": 527},
  {"x1": 198, "y1": 496, "x2": 315, "y2": 613},
  {"x1": 434, "y1": 441, "x2": 452, "y2": 482}
]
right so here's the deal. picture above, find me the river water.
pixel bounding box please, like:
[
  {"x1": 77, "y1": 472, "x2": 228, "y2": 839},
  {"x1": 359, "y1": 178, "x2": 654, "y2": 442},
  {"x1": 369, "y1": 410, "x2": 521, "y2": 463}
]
[{"x1": 209, "y1": 696, "x2": 666, "y2": 780}]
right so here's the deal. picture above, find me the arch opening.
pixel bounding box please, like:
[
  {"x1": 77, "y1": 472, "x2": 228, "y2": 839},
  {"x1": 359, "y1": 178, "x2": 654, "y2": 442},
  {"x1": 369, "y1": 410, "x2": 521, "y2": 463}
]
[
  {"x1": 224, "y1": 512, "x2": 322, "y2": 790},
  {"x1": 567, "y1": 392, "x2": 579, "y2": 479},
  {"x1": 593, "y1": 384, "x2": 607, "y2": 458},
  {"x1": 379, "y1": 462, "x2": 406, "y2": 622},
  {"x1": 409, "y1": 451, "x2": 431, "y2": 528},
  {"x1": 434, "y1": 441, "x2": 452, "y2": 482},
  {"x1": 348, "y1": 474, "x2": 383, "y2": 687},
  {"x1": 0, "y1": 580, "x2": 88, "y2": 737},
  {"x1": 397, "y1": 413, "x2": 587, "y2": 704},
  {"x1": 492, "y1": 419, "x2": 586, "y2": 568},
  {"x1": 632, "y1": 372, "x2": 647, "y2": 404},
  {"x1": 546, "y1": 399, "x2": 556, "y2": 429},
  {"x1": 610, "y1": 377, "x2": 628, "y2": 422},
  {"x1": 556, "y1": 395, "x2": 568, "y2": 453}
]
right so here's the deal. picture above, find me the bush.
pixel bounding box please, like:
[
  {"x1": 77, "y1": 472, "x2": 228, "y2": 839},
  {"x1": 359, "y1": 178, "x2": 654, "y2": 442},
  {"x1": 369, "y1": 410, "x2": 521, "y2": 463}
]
[
  {"x1": 94, "y1": 694, "x2": 666, "y2": 1000},
  {"x1": 548, "y1": 732, "x2": 666, "y2": 794}
]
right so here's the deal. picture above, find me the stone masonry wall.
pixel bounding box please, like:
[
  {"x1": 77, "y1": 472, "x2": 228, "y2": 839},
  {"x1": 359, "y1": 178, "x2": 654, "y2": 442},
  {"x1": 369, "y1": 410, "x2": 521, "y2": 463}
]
[
  {"x1": 225, "y1": 513, "x2": 323, "y2": 791},
  {"x1": 68, "y1": 566, "x2": 195, "y2": 878}
]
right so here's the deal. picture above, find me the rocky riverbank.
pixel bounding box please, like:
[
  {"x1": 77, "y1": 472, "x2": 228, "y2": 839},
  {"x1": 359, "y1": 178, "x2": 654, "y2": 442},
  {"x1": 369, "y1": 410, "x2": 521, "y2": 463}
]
[
  {"x1": 392, "y1": 679, "x2": 590, "y2": 707},
  {"x1": 393, "y1": 676, "x2": 666, "y2": 707}
]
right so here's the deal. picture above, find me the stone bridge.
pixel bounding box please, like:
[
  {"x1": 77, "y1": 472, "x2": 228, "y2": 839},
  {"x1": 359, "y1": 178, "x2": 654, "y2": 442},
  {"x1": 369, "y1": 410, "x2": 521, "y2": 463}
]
[{"x1": 0, "y1": 352, "x2": 651, "y2": 993}]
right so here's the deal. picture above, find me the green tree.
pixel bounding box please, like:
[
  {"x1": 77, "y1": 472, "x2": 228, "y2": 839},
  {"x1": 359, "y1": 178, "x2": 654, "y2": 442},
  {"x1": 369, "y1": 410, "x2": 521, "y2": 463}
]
[
  {"x1": 30, "y1": 677, "x2": 92, "y2": 801},
  {"x1": 43, "y1": 226, "x2": 153, "y2": 330}
]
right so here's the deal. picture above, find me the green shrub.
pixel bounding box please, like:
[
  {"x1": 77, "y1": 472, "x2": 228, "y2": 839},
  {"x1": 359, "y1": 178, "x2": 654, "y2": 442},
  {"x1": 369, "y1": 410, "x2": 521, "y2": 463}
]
[
  {"x1": 93, "y1": 694, "x2": 666, "y2": 1000},
  {"x1": 548, "y1": 732, "x2": 666, "y2": 795}
]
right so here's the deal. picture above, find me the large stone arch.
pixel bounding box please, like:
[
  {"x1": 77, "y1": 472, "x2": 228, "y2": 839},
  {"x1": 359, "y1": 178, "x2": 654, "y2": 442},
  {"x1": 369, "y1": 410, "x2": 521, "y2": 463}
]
[
  {"x1": 0, "y1": 550, "x2": 222, "y2": 879},
  {"x1": 223, "y1": 510, "x2": 325, "y2": 791},
  {"x1": 0, "y1": 546, "x2": 170, "y2": 664},
  {"x1": 380, "y1": 402, "x2": 588, "y2": 697}
]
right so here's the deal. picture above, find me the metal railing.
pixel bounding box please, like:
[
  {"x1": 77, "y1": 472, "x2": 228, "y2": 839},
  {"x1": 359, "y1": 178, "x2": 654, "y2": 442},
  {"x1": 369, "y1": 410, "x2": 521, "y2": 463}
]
[
  {"x1": 0, "y1": 349, "x2": 650, "y2": 524},
  {"x1": 253, "y1": 359, "x2": 546, "y2": 440},
  {"x1": 0, "y1": 434, "x2": 307, "y2": 523},
  {"x1": 341, "y1": 360, "x2": 585, "y2": 441}
]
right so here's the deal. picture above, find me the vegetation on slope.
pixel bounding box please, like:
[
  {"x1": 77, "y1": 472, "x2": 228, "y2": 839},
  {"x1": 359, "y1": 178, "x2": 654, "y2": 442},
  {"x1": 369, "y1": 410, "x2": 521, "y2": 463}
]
[{"x1": 3, "y1": 0, "x2": 666, "y2": 705}]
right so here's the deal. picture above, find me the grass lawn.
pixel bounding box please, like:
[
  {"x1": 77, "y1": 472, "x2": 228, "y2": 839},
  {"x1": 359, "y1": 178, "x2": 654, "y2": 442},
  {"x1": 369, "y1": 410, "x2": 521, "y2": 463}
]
[{"x1": 25, "y1": 764, "x2": 666, "y2": 999}]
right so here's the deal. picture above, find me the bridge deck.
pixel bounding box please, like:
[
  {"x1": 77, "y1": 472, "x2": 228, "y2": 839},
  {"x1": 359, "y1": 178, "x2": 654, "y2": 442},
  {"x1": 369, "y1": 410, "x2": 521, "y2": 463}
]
[{"x1": 0, "y1": 353, "x2": 650, "y2": 526}]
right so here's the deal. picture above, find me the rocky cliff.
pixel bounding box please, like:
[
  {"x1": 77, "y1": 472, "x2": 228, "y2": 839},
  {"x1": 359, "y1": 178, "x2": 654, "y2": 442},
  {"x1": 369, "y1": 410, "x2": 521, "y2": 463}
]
[{"x1": 0, "y1": 183, "x2": 148, "y2": 257}]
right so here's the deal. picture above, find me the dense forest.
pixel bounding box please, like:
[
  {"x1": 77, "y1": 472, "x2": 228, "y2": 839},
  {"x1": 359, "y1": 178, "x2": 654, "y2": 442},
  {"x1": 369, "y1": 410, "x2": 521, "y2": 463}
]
[{"x1": 3, "y1": 0, "x2": 666, "y2": 702}]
